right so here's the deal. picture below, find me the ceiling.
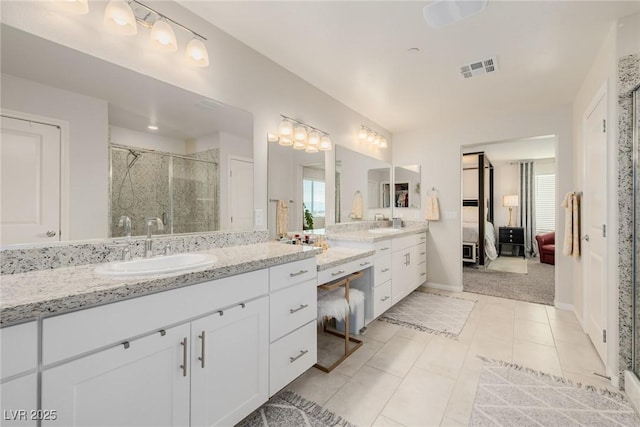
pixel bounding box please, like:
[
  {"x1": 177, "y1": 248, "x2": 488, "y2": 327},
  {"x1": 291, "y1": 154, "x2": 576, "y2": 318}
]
[
  {"x1": 180, "y1": 1, "x2": 640, "y2": 133},
  {"x1": 0, "y1": 24, "x2": 253, "y2": 141},
  {"x1": 464, "y1": 135, "x2": 556, "y2": 163}
]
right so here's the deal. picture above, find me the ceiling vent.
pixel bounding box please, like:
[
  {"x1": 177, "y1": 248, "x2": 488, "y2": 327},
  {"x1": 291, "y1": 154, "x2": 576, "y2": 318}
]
[{"x1": 460, "y1": 56, "x2": 498, "y2": 79}]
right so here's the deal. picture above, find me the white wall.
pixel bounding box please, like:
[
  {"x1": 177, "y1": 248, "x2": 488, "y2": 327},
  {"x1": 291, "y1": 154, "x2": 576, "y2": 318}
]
[
  {"x1": 393, "y1": 105, "x2": 573, "y2": 299},
  {"x1": 0, "y1": 1, "x2": 392, "y2": 234},
  {"x1": 492, "y1": 162, "x2": 520, "y2": 228},
  {"x1": 110, "y1": 126, "x2": 188, "y2": 155},
  {"x1": 1, "y1": 73, "x2": 109, "y2": 240}
]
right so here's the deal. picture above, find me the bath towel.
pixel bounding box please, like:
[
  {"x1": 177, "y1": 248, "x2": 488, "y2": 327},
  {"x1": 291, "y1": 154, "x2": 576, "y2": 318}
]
[
  {"x1": 276, "y1": 200, "x2": 289, "y2": 237},
  {"x1": 425, "y1": 194, "x2": 440, "y2": 221},
  {"x1": 561, "y1": 192, "x2": 580, "y2": 257},
  {"x1": 350, "y1": 191, "x2": 363, "y2": 220}
]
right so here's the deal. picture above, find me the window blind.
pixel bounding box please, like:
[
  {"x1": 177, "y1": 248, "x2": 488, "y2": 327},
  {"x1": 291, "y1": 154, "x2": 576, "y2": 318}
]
[{"x1": 535, "y1": 174, "x2": 555, "y2": 234}]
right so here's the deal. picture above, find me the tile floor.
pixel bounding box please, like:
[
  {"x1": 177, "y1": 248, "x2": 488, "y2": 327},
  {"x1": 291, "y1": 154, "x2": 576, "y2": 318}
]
[{"x1": 288, "y1": 288, "x2": 613, "y2": 427}]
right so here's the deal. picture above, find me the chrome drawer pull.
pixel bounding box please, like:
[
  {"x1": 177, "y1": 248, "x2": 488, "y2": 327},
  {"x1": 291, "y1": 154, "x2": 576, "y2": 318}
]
[
  {"x1": 290, "y1": 270, "x2": 309, "y2": 277},
  {"x1": 198, "y1": 331, "x2": 206, "y2": 368},
  {"x1": 331, "y1": 270, "x2": 345, "y2": 276},
  {"x1": 380, "y1": 296, "x2": 390, "y2": 302},
  {"x1": 290, "y1": 304, "x2": 309, "y2": 314},
  {"x1": 179, "y1": 338, "x2": 188, "y2": 377},
  {"x1": 290, "y1": 349, "x2": 308, "y2": 363},
  {"x1": 360, "y1": 262, "x2": 370, "y2": 266},
  {"x1": 381, "y1": 268, "x2": 390, "y2": 273}
]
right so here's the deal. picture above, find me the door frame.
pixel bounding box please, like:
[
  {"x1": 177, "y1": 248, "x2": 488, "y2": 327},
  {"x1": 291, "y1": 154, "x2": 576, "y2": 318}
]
[
  {"x1": 228, "y1": 154, "x2": 254, "y2": 230},
  {"x1": 581, "y1": 81, "x2": 610, "y2": 368},
  {"x1": 1, "y1": 108, "x2": 70, "y2": 241}
]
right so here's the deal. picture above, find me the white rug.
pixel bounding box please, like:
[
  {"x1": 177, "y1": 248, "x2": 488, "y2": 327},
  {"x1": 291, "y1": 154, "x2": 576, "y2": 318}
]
[
  {"x1": 378, "y1": 291, "x2": 476, "y2": 338},
  {"x1": 487, "y1": 256, "x2": 528, "y2": 274},
  {"x1": 470, "y1": 357, "x2": 640, "y2": 426}
]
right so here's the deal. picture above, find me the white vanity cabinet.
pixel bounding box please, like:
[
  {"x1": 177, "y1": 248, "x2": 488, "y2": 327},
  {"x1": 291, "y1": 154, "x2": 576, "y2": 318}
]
[
  {"x1": 372, "y1": 240, "x2": 393, "y2": 318},
  {"x1": 1, "y1": 321, "x2": 38, "y2": 427},
  {"x1": 391, "y1": 232, "x2": 427, "y2": 305},
  {"x1": 40, "y1": 269, "x2": 270, "y2": 427}
]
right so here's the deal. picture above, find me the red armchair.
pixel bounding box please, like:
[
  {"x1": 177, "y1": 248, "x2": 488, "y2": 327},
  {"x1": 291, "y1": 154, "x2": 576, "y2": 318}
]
[{"x1": 535, "y1": 232, "x2": 555, "y2": 265}]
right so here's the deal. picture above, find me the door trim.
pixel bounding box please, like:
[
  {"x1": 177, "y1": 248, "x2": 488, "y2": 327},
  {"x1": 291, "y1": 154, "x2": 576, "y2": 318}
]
[
  {"x1": 1, "y1": 109, "x2": 70, "y2": 241},
  {"x1": 228, "y1": 154, "x2": 254, "y2": 230}
]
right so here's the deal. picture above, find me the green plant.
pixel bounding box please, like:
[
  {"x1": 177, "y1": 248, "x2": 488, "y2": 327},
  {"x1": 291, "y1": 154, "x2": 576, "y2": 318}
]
[{"x1": 304, "y1": 208, "x2": 314, "y2": 230}]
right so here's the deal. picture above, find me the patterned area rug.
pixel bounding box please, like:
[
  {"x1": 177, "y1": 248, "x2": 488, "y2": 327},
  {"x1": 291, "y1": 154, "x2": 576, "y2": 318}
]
[
  {"x1": 236, "y1": 390, "x2": 355, "y2": 427},
  {"x1": 470, "y1": 357, "x2": 640, "y2": 426},
  {"x1": 487, "y1": 256, "x2": 527, "y2": 274},
  {"x1": 378, "y1": 291, "x2": 475, "y2": 338}
]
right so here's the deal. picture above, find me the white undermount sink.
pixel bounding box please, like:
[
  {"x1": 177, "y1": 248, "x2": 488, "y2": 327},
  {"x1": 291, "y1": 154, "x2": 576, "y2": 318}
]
[
  {"x1": 94, "y1": 253, "x2": 218, "y2": 278},
  {"x1": 368, "y1": 228, "x2": 403, "y2": 235}
]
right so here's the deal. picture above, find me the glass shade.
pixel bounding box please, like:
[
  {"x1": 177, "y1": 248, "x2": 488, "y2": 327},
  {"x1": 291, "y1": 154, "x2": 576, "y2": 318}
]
[
  {"x1": 292, "y1": 140, "x2": 306, "y2": 150},
  {"x1": 186, "y1": 38, "x2": 209, "y2": 67},
  {"x1": 319, "y1": 136, "x2": 332, "y2": 151},
  {"x1": 278, "y1": 136, "x2": 293, "y2": 146},
  {"x1": 308, "y1": 130, "x2": 320, "y2": 146},
  {"x1": 278, "y1": 119, "x2": 293, "y2": 136},
  {"x1": 103, "y1": 0, "x2": 137, "y2": 35},
  {"x1": 358, "y1": 127, "x2": 368, "y2": 139},
  {"x1": 151, "y1": 19, "x2": 178, "y2": 52},
  {"x1": 293, "y1": 125, "x2": 307, "y2": 141}
]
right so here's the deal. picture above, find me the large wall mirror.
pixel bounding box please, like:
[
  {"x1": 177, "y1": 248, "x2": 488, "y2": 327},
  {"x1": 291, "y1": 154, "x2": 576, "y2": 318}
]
[
  {"x1": 267, "y1": 137, "x2": 328, "y2": 238},
  {"x1": 335, "y1": 146, "x2": 391, "y2": 222},
  {"x1": 0, "y1": 25, "x2": 254, "y2": 245},
  {"x1": 393, "y1": 165, "x2": 421, "y2": 209}
]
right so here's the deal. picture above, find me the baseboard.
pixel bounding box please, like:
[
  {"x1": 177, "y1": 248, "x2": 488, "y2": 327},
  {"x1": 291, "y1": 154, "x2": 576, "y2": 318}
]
[
  {"x1": 625, "y1": 371, "x2": 640, "y2": 414},
  {"x1": 425, "y1": 281, "x2": 464, "y2": 293},
  {"x1": 554, "y1": 301, "x2": 574, "y2": 311}
]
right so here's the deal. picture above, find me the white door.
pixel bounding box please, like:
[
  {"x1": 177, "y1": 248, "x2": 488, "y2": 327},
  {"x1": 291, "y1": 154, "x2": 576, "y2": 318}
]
[
  {"x1": 1, "y1": 116, "x2": 61, "y2": 245},
  {"x1": 190, "y1": 297, "x2": 268, "y2": 427},
  {"x1": 229, "y1": 157, "x2": 253, "y2": 230},
  {"x1": 583, "y1": 93, "x2": 608, "y2": 363},
  {"x1": 41, "y1": 324, "x2": 191, "y2": 427}
]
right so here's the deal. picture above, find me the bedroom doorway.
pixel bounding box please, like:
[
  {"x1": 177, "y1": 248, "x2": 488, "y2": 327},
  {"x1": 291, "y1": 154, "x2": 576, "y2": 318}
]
[{"x1": 461, "y1": 136, "x2": 557, "y2": 305}]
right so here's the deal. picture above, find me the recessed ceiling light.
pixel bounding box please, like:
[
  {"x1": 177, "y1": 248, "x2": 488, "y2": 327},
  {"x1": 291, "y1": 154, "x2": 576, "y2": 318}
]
[{"x1": 147, "y1": 124, "x2": 159, "y2": 130}]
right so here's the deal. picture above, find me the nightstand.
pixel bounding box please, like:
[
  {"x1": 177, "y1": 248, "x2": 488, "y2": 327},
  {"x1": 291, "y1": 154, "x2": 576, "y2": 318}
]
[{"x1": 498, "y1": 227, "x2": 525, "y2": 258}]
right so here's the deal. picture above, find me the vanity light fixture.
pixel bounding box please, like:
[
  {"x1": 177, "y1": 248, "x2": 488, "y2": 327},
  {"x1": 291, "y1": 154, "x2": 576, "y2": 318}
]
[
  {"x1": 271, "y1": 115, "x2": 332, "y2": 152},
  {"x1": 101, "y1": 0, "x2": 209, "y2": 66},
  {"x1": 358, "y1": 125, "x2": 388, "y2": 149}
]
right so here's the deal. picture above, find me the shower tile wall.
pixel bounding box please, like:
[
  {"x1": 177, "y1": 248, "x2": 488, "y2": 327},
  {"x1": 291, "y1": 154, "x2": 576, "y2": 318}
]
[
  {"x1": 110, "y1": 147, "x2": 220, "y2": 237},
  {"x1": 617, "y1": 54, "x2": 640, "y2": 387}
]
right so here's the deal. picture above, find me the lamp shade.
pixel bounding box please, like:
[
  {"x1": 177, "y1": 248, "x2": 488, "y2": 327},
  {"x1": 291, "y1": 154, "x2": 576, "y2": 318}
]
[
  {"x1": 186, "y1": 38, "x2": 209, "y2": 67},
  {"x1": 319, "y1": 136, "x2": 332, "y2": 151},
  {"x1": 503, "y1": 195, "x2": 519, "y2": 207},
  {"x1": 278, "y1": 119, "x2": 293, "y2": 136},
  {"x1": 103, "y1": 0, "x2": 137, "y2": 35},
  {"x1": 151, "y1": 19, "x2": 178, "y2": 52}
]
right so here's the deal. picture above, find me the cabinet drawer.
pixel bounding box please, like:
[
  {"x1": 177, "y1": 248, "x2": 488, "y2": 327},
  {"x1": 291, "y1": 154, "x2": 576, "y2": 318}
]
[
  {"x1": 270, "y1": 258, "x2": 317, "y2": 292},
  {"x1": 374, "y1": 255, "x2": 392, "y2": 287},
  {"x1": 373, "y1": 281, "x2": 392, "y2": 319},
  {"x1": 317, "y1": 256, "x2": 373, "y2": 285},
  {"x1": 374, "y1": 240, "x2": 392, "y2": 255},
  {"x1": 270, "y1": 279, "x2": 317, "y2": 342},
  {"x1": 1, "y1": 322, "x2": 37, "y2": 379},
  {"x1": 43, "y1": 269, "x2": 268, "y2": 366},
  {"x1": 269, "y1": 321, "x2": 316, "y2": 396}
]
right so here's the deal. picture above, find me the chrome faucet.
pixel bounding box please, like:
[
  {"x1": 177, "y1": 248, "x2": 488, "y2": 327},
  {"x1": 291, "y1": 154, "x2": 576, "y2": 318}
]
[
  {"x1": 144, "y1": 217, "x2": 164, "y2": 258},
  {"x1": 118, "y1": 215, "x2": 132, "y2": 238}
]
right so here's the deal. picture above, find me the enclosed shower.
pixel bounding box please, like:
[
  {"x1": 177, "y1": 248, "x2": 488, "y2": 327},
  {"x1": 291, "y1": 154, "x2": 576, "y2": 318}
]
[
  {"x1": 110, "y1": 144, "x2": 219, "y2": 237},
  {"x1": 632, "y1": 85, "x2": 640, "y2": 378}
]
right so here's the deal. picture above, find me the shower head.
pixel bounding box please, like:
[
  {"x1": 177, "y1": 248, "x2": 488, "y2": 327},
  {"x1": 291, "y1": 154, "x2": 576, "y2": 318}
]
[{"x1": 127, "y1": 149, "x2": 141, "y2": 169}]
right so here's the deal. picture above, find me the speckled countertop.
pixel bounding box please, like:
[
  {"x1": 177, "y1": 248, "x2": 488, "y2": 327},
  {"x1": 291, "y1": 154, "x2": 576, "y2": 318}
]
[
  {"x1": 315, "y1": 247, "x2": 375, "y2": 271},
  {"x1": 325, "y1": 224, "x2": 428, "y2": 242},
  {"x1": 0, "y1": 242, "x2": 320, "y2": 327}
]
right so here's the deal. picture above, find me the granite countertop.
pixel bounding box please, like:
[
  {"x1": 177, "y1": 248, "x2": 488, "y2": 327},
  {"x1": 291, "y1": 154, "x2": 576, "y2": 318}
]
[
  {"x1": 326, "y1": 224, "x2": 429, "y2": 242},
  {"x1": 315, "y1": 247, "x2": 375, "y2": 271},
  {"x1": 0, "y1": 242, "x2": 320, "y2": 327}
]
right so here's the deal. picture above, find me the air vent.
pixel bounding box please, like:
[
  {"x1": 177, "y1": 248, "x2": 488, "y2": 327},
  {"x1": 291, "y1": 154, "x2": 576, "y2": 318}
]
[{"x1": 459, "y1": 56, "x2": 498, "y2": 79}]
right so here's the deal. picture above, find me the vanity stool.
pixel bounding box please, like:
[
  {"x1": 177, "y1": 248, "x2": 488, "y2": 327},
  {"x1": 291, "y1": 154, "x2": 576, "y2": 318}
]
[{"x1": 315, "y1": 271, "x2": 364, "y2": 373}]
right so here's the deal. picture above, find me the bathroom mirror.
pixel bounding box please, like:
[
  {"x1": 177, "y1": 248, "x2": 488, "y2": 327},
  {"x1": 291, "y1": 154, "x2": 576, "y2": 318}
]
[
  {"x1": 267, "y1": 137, "x2": 328, "y2": 238},
  {"x1": 0, "y1": 25, "x2": 254, "y2": 244},
  {"x1": 393, "y1": 165, "x2": 421, "y2": 209},
  {"x1": 335, "y1": 146, "x2": 392, "y2": 222}
]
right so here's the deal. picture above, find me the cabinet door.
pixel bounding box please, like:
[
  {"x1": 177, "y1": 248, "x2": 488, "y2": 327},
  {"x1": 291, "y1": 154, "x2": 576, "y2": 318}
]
[
  {"x1": 391, "y1": 250, "x2": 410, "y2": 304},
  {"x1": 1, "y1": 373, "x2": 37, "y2": 426},
  {"x1": 41, "y1": 324, "x2": 191, "y2": 427},
  {"x1": 190, "y1": 297, "x2": 269, "y2": 427}
]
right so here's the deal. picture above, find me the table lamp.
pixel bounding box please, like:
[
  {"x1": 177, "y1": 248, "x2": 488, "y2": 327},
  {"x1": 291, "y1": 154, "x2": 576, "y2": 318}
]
[{"x1": 503, "y1": 195, "x2": 519, "y2": 227}]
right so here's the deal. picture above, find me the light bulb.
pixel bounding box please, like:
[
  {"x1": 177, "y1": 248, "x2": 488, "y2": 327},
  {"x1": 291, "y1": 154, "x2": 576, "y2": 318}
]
[
  {"x1": 293, "y1": 125, "x2": 307, "y2": 141},
  {"x1": 150, "y1": 19, "x2": 178, "y2": 52},
  {"x1": 305, "y1": 145, "x2": 319, "y2": 153},
  {"x1": 293, "y1": 140, "x2": 306, "y2": 150},
  {"x1": 278, "y1": 136, "x2": 293, "y2": 147},
  {"x1": 278, "y1": 119, "x2": 293, "y2": 136},
  {"x1": 367, "y1": 131, "x2": 374, "y2": 142},
  {"x1": 319, "y1": 136, "x2": 332, "y2": 151},
  {"x1": 60, "y1": 0, "x2": 89, "y2": 14},
  {"x1": 358, "y1": 127, "x2": 368, "y2": 140},
  {"x1": 103, "y1": 0, "x2": 137, "y2": 35},
  {"x1": 308, "y1": 130, "x2": 320, "y2": 146},
  {"x1": 186, "y1": 38, "x2": 209, "y2": 67}
]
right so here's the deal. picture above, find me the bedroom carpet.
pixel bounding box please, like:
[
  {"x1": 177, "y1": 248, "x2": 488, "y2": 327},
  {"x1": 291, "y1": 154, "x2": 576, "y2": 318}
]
[
  {"x1": 463, "y1": 258, "x2": 554, "y2": 306},
  {"x1": 486, "y1": 256, "x2": 528, "y2": 274},
  {"x1": 378, "y1": 291, "x2": 476, "y2": 338},
  {"x1": 469, "y1": 357, "x2": 640, "y2": 426}
]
